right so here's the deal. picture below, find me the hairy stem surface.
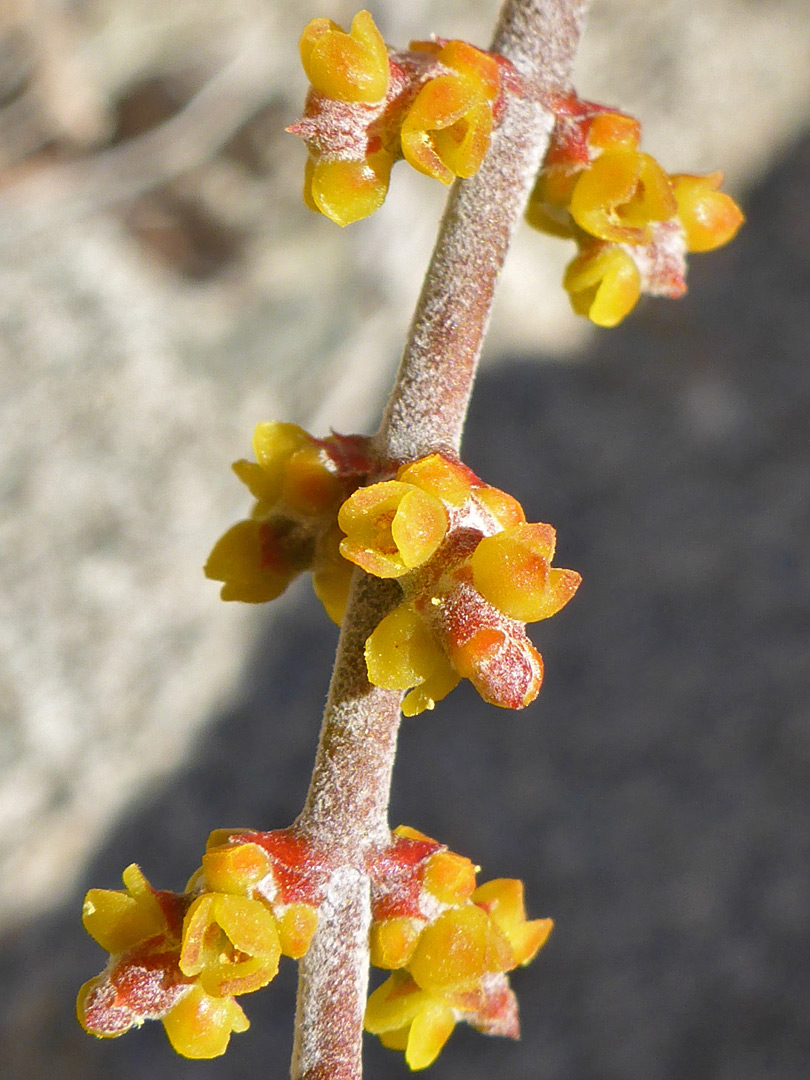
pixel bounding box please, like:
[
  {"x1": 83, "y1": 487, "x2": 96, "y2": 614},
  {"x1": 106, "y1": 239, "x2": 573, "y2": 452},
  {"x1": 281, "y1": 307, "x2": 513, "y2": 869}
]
[{"x1": 291, "y1": 3, "x2": 589, "y2": 1078}]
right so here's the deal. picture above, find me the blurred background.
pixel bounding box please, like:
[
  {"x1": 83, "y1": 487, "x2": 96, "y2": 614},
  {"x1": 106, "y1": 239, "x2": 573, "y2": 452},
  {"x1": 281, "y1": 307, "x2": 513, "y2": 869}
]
[{"x1": 1, "y1": 0, "x2": 809, "y2": 1077}]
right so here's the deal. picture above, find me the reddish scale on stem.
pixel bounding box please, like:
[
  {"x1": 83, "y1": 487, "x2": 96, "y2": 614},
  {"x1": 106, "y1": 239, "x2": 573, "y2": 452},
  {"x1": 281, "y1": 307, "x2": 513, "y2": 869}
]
[
  {"x1": 367, "y1": 833, "x2": 443, "y2": 923},
  {"x1": 227, "y1": 829, "x2": 332, "y2": 907},
  {"x1": 430, "y1": 578, "x2": 544, "y2": 709}
]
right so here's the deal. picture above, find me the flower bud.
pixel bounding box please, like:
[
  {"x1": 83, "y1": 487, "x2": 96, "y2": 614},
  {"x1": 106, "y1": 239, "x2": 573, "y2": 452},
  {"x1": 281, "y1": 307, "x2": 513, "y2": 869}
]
[{"x1": 299, "y1": 10, "x2": 389, "y2": 104}]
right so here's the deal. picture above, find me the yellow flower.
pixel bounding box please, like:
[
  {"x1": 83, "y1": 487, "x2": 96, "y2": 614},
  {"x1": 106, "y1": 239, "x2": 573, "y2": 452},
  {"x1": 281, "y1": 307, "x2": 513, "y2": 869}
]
[
  {"x1": 206, "y1": 422, "x2": 369, "y2": 619},
  {"x1": 179, "y1": 892, "x2": 281, "y2": 997},
  {"x1": 569, "y1": 148, "x2": 676, "y2": 245},
  {"x1": 365, "y1": 853, "x2": 551, "y2": 1070},
  {"x1": 470, "y1": 522, "x2": 582, "y2": 622},
  {"x1": 364, "y1": 601, "x2": 460, "y2": 715},
  {"x1": 292, "y1": 16, "x2": 510, "y2": 223},
  {"x1": 338, "y1": 480, "x2": 448, "y2": 578},
  {"x1": 527, "y1": 106, "x2": 744, "y2": 326},
  {"x1": 563, "y1": 242, "x2": 642, "y2": 327},
  {"x1": 299, "y1": 10, "x2": 389, "y2": 104},
  {"x1": 347, "y1": 453, "x2": 580, "y2": 714},
  {"x1": 670, "y1": 171, "x2": 745, "y2": 252}
]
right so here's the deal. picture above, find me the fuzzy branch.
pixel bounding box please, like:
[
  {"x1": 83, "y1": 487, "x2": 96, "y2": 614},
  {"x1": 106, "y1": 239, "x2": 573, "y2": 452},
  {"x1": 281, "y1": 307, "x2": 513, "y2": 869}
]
[{"x1": 291, "y1": 3, "x2": 590, "y2": 1079}]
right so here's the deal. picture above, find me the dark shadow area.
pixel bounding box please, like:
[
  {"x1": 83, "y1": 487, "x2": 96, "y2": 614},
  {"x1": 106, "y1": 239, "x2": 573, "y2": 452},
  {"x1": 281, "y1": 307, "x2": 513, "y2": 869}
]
[{"x1": 2, "y1": 132, "x2": 809, "y2": 1080}]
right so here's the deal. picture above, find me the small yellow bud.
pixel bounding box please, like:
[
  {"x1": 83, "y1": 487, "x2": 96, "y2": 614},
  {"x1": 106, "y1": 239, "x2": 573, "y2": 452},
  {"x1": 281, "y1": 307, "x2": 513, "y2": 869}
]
[
  {"x1": 570, "y1": 149, "x2": 676, "y2": 245},
  {"x1": 299, "y1": 10, "x2": 389, "y2": 105},
  {"x1": 201, "y1": 842, "x2": 271, "y2": 895},
  {"x1": 276, "y1": 903, "x2": 319, "y2": 959},
  {"x1": 563, "y1": 243, "x2": 642, "y2": 327},
  {"x1": 670, "y1": 171, "x2": 745, "y2": 252},
  {"x1": 423, "y1": 851, "x2": 477, "y2": 905},
  {"x1": 471, "y1": 523, "x2": 581, "y2": 623},
  {"x1": 370, "y1": 916, "x2": 424, "y2": 969},
  {"x1": 162, "y1": 984, "x2": 250, "y2": 1059},
  {"x1": 339, "y1": 481, "x2": 447, "y2": 578}
]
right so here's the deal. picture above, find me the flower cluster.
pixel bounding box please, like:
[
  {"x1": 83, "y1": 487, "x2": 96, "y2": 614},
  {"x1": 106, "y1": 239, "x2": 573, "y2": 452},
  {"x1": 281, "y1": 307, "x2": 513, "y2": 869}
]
[
  {"x1": 204, "y1": 422, "x2": 372, "y2": 623},
  {"x1": 365, "y1": 826, "x2": 552, "y2": 1069},
  {"x1": 289, "y1": 10, "x2": 514, "y2": 225},
  {"x1": 526, "y1": 98, "x2": 745, "y2": 326},
  {"x1": 338, "y1": 453, "x2": 581, "y2": 714},
  {"x1": 78, "y1": 830, "x2": 325, "y2": 1058},
  {"x1": 79, "y1": 824, "x2": 548, "y2": 1067}
]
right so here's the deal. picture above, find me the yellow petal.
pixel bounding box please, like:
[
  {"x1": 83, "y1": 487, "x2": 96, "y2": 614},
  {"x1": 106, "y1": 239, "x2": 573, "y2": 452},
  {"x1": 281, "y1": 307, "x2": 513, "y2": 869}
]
[
  {"x1": 405, "y1": 1000, "x2": 456, "y2": 1069},
  {"x1": 310, "y1": 153, "x2": 392, "y2": 226},
  {"x1": 365, "y1": 604, "x2": 444, "y2": 691},
  {"x1": 471, "y1": 523, "x2": 580, "y2": 623},
  {"x1": 162, "y1": 985, "x2": 249, "y2": 1059},
  {"x1": 390, "y1": 489, "x2": 448, "y2": 569},
  {"x1": 423, "y1": 851, "x2": 477, "y2": 905},
  {"x1": 408, "y1": 906, "x2": 512, "y2": 994},
  {"x1": 564, "y1": 244, "x2": 641, "y2": 328},
  {"x1": 671, "y1": 171, "x2": 745, "y2": 252}
]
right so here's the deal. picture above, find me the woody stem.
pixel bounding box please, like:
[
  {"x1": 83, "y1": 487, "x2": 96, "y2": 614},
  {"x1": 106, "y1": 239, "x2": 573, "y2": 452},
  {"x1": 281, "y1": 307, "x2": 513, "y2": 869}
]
[{"x1": 290, "y1": 3, "x2": 590, "y2": 1079}]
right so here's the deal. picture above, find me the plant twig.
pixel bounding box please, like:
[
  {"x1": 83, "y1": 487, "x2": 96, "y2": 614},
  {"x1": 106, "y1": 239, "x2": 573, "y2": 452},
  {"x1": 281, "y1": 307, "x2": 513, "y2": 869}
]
[{"x1": 291, "y1": 3, "x2": 590, "y2": 1078}]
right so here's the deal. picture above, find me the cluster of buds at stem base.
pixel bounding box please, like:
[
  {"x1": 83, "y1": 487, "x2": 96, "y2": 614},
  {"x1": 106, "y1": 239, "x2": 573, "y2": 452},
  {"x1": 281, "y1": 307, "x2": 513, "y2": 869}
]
[
  {"x1": 204, "y1": 421, "x2": 373, "y2": 623},
  {"x1": 365, "y1": 826, "x2": 552, "y2": 1069},
  {"x1": 289, "y1": 10, "x2": 516, "y2": 225},
  {"x1": 207, "y1": 429, "x2": 580, "y2": 716},
  {"x1": 77, "y1": 830, "x2": 325, "y2": 1057},
  {"x1": 290, "y1": 16, "x2": 743, "y2": 327},
  {"x1": 526, "y1": 97, "x2": 745, "y2": 326},
  {"x1": 339, "y1": 453, "x2": 581, "y2": 714},
  {"x1": 79, "y1": 825, "x2": 550, "y2": 1069}
]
